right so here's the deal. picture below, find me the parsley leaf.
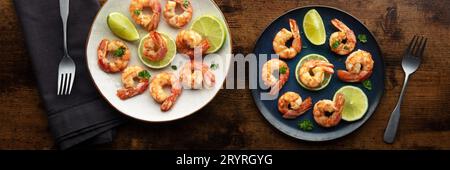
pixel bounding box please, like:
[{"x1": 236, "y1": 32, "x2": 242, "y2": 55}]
[
  {"x1": 332, "y1": 41, "x2": 340, "y2": 49},
  {"x1": 113, "y1": 47, "x2": 126, "y2": 57},
  {"x1": 183, "y1": 0, "x2": 190, "y2": 8},
  {"x1": 138, "y1": 70, "x2": 151, "y2": 79},
  {"x1": 134, "y1": 9, "x2": 142, "y2": 16},
  {"x1": 171, "y1": 65, "x2": 177, "y2": 70},
  {"x1": 279, "y1": 66, "x2": 287, "y2": 74},
  {"x1": 210, "y1": 64, "x2": 219, "y2": 70},
  {"x1": 298, "y1": 119, "x2": 314, "y2": 131},
  {"x1": 358, "y1": 34, "x2": 368, "y2": 43},
  {"x1": 362, "y1": 79, "x2": 372, "y2": 90}
]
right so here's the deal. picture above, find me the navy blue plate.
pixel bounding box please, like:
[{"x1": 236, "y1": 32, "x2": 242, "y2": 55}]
[{"x1": 252, "y1": 6, "x2": 385, "y2": 141}]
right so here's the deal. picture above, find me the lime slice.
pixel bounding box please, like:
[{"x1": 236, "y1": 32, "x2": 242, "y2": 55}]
[
  {"x1": 303, "y1": 9, "x2": 326, "y2": 45},
  {"x1": 295, "y1": 54, "x2": 332, "y2": 91},
  {"x1": 190, "y1": 15, "x2": 227, "y2": 53},
  {"x1": 138, "y1": 32, "x2": 176, "y2": 69},
  {"x1": 107, "y1": 12, "x2": 139, "y2": 41},
  {"x1": 334, "y1": 86, "x2": 369, "y2": 121}
]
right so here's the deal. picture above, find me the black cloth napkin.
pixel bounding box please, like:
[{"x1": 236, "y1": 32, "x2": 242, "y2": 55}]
[{"x1": 14, "y1": 0, "x2": 125, "y2": 150}]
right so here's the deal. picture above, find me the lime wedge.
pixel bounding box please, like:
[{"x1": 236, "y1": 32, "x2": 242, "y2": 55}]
[
  {"x1": 295, "y1": 54, "x2": 332, "y2": 91},
  {"x1": 107, "y1": 12, "x2": 139, "y2": 41},
  {"x1": 334, "y1": 86, "x2": 369, "y2": 121},
  {"x1": 303, "y1": 9, "x2": 326, "y2": 45},
  {"x1": 138, "y1": 32, "x2": 176, "y2": 69},
  {"x1": 190, "y1": 15, "x2": 227, "y2": 53}
]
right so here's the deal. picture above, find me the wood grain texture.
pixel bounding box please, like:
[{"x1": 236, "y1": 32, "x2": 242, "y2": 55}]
[{"x1": 0, "y1": 0, "x2": 449, "y2": 149}]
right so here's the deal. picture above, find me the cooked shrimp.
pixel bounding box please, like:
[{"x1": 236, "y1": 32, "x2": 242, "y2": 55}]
[
  {"x1": 143, "y1": 31, "x2": 168, "y2": 61},
  {"x1": 176, "y1": 30, "x2": 210, "y2": 59},
  {"x1": 97, "y1": 39, "x2": 131, "y2": 73},
  {"x1": 298, "y1": 60, "x2": 334, "y2": 88},
  {"x1": 273, "y1": 19, "x2": 302, "y2": 59},
  {"x1": 313, "y1": 93, "x2": 345, "y2": 128},
  {"x1": 329, "y1": 19, "x2": 356, "y2": 55},
  {"x1": 129, "y1": 0, "x2": 161, "y2": 31},
  {"x1": 337, "y1": 49, "x2": 374, "y2": 82},
  {"x1": 150, "y1": 72, "x2": 182, "y2": 111},
  {"x1": 116, "y1": 66, "x2": 150, "y2": 100},
  {"x1": 179, "y1": 61, "x2": 216, "y2": 89},
  {"x1": 278, "y1": 92, "x2": 312, "y2": 119},
  {"x1": 262, "y1": 59, "x2": 290, "y2": 95},
  {"x1": 163, "y1": 0, "x2": 193, "y2": 28}
]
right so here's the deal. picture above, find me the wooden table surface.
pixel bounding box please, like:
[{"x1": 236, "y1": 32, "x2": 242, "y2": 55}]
[{"x1": 1, "y1": 0, "x2": 449, "y2": 149}]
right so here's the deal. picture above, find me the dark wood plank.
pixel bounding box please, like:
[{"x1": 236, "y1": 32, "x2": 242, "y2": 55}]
[{"x1": 0, "y1": 0, "x2": 449, "y2": 149}]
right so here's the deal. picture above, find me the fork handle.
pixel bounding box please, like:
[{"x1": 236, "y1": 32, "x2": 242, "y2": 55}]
[
  {"x1": 59, "y1": 0, "x2": 69, "y2": 55},
  {"x1": 384, "y1": 74, "x2": 410, "y2": 143}
]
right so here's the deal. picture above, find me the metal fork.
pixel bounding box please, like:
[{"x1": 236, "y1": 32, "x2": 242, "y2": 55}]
[
  {"x1": 383, "y1": 35, "x2": 427, "y2": 143},
  {"x1": 57, "y1": 0, "x2": 75, "y2": 95}
]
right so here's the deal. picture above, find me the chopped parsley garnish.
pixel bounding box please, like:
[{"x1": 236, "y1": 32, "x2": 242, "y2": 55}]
[
  {"x1": 298, "y1": 119, "x2": 314, "y2": 131},
  {"x1": 332, "y1": 41, "x2": 340, "y2": 49},
  {"x1": 113, "y1": 47, "x2": 126, "y2": 57},
  {"x1": 134, "y1": 9, "x2": 142, "y2": 16},
  {"x1": 210, "y1": 63, "x2": 219, "y2": 70},
  {"x1": 362, "y1": 79, "x2": 372, "y2": 90},
  {"x1": 279, "y1": 66, "x2": 287, "y2": 74},
  {"x1": 138, "y1": 70, "x2": 151, "y2": 79},
  {"x1": 183, "y1": 0, "x2": 190, "y2": 8},
  {"x1": 171, "y1": 65, "x2": 177, "y2": 70},
  {"x1": 358, "y1": 34, "x2": 368, "y2": 43}
]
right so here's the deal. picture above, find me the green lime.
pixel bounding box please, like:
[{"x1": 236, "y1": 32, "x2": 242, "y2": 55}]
[
  {"x1": 303, "y1": 9, "x2": 326, "y2": 45},
  {"x1": 295, "y1": 54, "x2": 332, "y2": 91},
  {"x1": 138, "y1": 32, "x2": 176, "y2": 69},
  {"x1": 190, "y1": 15, "x2": 227, "y2": 53},
  {"x1": 107, "y1": 12, "x2": 139, "y2": 41},
  {"x1": 334, "y1": 86, "x2": 369, "y2": 121}
]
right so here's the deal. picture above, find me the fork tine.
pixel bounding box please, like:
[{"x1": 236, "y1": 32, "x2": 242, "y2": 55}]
[
  {"x1": 417, "y1": 38, "x2": 427, "y2": 58},
  {"x1": 67, "y1": 73, "x2": 74, "y2": 95},
  {"x1": 65, "y1": 74, "x2": 72, "y2": 95},
  {"x1": 406, "y1": 36, "x2": 418, "y2": 54},
  {"x1": 64, "y1": 74, "x2": 69, "y2": 95},
  {"x1": 60, "y1": 73, "x2": 66, "y2": 95},
  {"x1": 57, "y1": 73, "x2": 63, "y2": 95},
  {"x1": 413, "y1": 36, "x2": 424, "y2": 56},
  {"x1": 60, "y1": 73, "x2": 65, "y2": 95},
  {"x1": 65, "y1": 73, "x2": 70, "y2": 95},
  {"x1": 63, "y1": 73, "x2": 69, "y2": 95}
]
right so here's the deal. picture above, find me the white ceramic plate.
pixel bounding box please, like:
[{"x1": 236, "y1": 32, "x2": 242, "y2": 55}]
[{"x1": 86, "y1": 0, "x2": 232, "y2": 122}]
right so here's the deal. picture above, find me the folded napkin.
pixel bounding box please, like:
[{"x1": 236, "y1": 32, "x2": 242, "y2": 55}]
[{"x1": 14, "y1": 0, "x2": 125, "y2": 150}]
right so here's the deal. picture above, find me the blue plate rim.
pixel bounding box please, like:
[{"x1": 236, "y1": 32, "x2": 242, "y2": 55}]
[{"x1": 251, "y1": 5, "x2": 386, "y2": 142}]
